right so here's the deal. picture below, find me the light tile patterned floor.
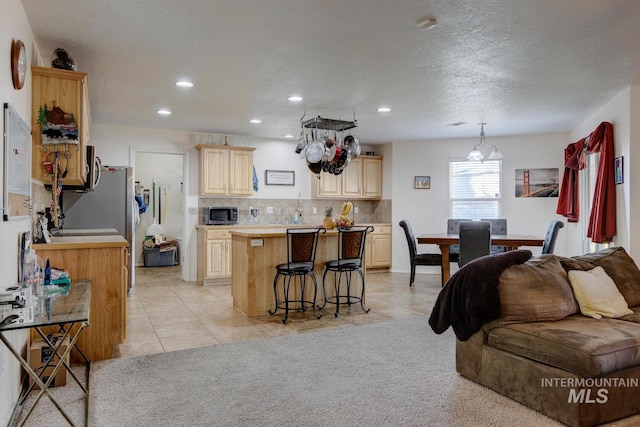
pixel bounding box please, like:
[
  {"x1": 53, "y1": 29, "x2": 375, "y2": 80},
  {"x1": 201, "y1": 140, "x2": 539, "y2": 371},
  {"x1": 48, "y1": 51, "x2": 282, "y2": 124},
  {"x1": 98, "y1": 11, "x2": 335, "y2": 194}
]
[{"x1": 115, "y1": 266, "x2": 443, "y2": 358}]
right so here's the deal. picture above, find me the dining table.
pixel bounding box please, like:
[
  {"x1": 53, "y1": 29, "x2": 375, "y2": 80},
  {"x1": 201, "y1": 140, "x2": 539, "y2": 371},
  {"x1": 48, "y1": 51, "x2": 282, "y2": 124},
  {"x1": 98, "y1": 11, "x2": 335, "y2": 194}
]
[{"x1": 417, "y1": 233, "x2": 545, "y2": 283}]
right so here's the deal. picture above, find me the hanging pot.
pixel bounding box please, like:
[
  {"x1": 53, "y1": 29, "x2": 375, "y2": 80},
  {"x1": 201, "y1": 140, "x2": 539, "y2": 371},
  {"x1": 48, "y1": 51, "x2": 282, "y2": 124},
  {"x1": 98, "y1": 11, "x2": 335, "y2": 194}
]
[
  {"x1": 295, "y1": 129, "x2": 307, "y2": 154},
  {"x1": 344, "y1": 135, "x2": 361, "y2": 159},
  {"x1": 307, "y1": 159, "x2": 322, "y2": 175},
  {"x1": 305, "y1": 140, "x2": 325, "y2": 164}
]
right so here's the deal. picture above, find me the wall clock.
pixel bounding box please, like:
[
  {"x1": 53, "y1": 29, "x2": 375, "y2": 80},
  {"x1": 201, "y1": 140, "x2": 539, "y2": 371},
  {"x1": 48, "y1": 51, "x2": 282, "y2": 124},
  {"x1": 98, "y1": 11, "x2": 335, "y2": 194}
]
[{"x1": 11, "y1": 39, "x2": 27, "y2": 90}]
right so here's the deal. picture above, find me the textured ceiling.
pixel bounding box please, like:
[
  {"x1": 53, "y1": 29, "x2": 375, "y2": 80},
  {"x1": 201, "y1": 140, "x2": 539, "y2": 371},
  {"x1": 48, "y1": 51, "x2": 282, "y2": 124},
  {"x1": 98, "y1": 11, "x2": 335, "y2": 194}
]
[{"x1": 20, "y1": 0, "x2": 640, "y2": 144}]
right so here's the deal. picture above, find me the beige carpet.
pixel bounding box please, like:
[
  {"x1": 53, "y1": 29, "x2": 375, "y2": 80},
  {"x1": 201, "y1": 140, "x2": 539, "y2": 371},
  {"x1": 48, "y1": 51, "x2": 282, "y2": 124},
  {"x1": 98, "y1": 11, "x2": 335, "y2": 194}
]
[{"x1": 16, "y1": 316, "x2": 640, "y2": 426}]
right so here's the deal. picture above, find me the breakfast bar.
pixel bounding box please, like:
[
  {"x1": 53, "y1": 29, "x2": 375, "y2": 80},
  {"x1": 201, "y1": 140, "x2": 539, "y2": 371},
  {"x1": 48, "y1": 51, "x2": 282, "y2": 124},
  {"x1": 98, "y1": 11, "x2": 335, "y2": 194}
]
[{"x1": 230, "y1": 228, "x2": 365, "y2": 317}]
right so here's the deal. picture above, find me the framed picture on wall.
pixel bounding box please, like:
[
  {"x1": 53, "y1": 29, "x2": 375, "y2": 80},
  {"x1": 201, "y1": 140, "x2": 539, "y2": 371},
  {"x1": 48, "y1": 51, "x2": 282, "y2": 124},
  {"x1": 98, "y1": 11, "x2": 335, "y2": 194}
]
[
  {"x1": 614, "y1": 156, "x2": 623, "y2": 184},
  {"x1": 414, "y1": 176, "x2": 431, "y2": 189},
  {"x1": 265, "y1": 170, "x2": 295, "y2": 186}
]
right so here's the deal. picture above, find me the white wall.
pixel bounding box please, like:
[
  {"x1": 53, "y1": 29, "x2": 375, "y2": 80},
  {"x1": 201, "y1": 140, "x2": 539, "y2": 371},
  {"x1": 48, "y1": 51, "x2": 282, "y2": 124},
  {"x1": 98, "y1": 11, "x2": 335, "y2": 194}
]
[
  {"x1": 390, "y1": 132, "x2": 568, "y2": 275},
  {"x1": 0, "y1": 2, "x2": 37, "y2": 424}
]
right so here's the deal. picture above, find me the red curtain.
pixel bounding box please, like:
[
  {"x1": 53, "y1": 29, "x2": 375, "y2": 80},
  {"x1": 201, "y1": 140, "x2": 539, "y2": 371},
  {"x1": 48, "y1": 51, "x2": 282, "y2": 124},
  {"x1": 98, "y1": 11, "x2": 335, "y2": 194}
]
[
  {"x1": 556, "y1": 139, "x2": 585, "y2": 222},
  {"x1": 556, "y1": 122, "x2": 616, "y2": 243}
]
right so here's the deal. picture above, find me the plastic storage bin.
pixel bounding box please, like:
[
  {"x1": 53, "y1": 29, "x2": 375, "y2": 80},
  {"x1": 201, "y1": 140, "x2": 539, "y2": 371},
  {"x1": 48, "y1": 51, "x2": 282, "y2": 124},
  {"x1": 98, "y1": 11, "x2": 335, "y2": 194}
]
[{"x1": 143, "y1": 247, "x2": 176, "y2": 267}]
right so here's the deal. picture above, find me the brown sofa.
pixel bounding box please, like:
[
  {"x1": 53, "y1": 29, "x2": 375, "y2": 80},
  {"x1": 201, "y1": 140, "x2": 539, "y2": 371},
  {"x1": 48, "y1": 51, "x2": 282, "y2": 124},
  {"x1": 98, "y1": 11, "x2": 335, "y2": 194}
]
[{"x1": 454, "y1": 247, "x2": 640, "y2": 427}]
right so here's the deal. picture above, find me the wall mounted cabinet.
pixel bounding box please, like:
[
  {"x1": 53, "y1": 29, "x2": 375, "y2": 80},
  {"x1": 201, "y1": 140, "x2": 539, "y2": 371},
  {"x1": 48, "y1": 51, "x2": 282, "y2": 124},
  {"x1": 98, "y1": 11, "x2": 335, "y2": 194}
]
[
  {"x1": 31, "y1": 66, "x2": 90, "y2": 186},
  {"x1": 311, "y1": 156, "x2": 382, "y2": 200},
  {"x1": 196, "y1": 145, "x2": 255, "y2": 196}
]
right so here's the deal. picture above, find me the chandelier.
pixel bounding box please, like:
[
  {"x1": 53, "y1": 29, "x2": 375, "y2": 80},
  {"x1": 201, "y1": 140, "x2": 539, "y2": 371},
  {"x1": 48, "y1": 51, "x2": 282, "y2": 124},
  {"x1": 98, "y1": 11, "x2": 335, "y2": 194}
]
[{"x1": 467, "y1": 123, "x2": 503, "y2": 161}]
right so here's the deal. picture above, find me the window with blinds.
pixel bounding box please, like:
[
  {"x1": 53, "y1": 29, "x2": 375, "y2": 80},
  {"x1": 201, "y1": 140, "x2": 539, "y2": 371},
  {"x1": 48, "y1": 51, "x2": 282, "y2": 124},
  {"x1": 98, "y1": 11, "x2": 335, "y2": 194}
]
[{"x1": 449, "y1": 159, "x2": 502, "y2": 219}]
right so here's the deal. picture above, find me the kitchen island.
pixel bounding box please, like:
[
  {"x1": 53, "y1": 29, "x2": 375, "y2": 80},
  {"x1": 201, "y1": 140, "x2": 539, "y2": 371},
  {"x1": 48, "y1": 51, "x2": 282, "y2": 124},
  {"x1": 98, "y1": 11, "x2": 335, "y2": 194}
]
[
  {"x1": 31, "y1": 233, "x2": 128, "y2": 361},
  {"x1": 230, "y1": 227, "x2": 370, "y2": 317}
]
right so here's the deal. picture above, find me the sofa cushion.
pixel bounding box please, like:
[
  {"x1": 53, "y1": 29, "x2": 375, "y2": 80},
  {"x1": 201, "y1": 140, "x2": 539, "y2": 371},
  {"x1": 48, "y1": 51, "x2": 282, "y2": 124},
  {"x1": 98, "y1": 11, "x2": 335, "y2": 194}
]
[
  {"x1": 497, "y1": 255, "x2": 578, "y2": 326},
  {"x1": 568, "y1": 266, "x2": 634, "y2": 319},
  {"x1": 620, "y1": 306, "x2": 640, "y2": 324},
  {"x1": 559, "y1": 247, "x2": 640, "y2": 307},
  {"x1": 487, "y1": 316, "x2": 640, "y2": 377}
]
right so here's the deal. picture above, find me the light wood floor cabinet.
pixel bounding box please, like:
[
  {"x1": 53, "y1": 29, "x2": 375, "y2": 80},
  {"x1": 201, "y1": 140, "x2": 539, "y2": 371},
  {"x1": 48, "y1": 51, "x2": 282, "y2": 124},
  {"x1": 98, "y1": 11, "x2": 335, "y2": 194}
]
[
  {"x1": 31, "y1": 66, "x2": 90, "y2": 186},
  {"x1": 365, "y1": 224, "x2": 392, "y2": 269},
  {"x1": 196, "y1": 145, "x2": 255, "y2": 196},
  {"x1": 31, "y1": 235, "x2": 128, "y2": 362},
  {"x1": 311, "y1": 155, "x2": 382, "y2": 200},
  {"x1": 197, "y1": 227, "x2": 232, "y2": 285}
]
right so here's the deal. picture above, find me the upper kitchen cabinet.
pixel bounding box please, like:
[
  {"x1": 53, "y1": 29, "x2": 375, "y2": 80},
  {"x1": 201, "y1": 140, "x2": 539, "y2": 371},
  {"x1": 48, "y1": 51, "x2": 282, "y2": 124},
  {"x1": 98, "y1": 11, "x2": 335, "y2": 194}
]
[
  {"x1": 31, "y1": 66, "x2": 90, "y2": 186},
  {"x1": 311, "y1": 155, "x2": 382, "y2": 200},
  {"x1": 196, "y1": 145, "x2": 256, "y2": 196}
]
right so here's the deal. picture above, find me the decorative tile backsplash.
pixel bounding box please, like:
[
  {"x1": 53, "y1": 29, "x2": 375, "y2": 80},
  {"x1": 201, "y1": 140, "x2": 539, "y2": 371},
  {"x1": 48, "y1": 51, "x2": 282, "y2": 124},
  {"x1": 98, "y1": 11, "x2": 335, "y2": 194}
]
[{"x1": 199, "y1": 198, "x2": 391, "y2": 226}]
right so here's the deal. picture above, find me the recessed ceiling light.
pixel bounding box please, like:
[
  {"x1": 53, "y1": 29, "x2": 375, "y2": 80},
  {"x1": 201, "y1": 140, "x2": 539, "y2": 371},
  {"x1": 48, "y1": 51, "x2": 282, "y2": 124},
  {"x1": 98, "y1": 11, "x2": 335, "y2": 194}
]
[
  {"x1": 249, "y1": 119, "x2": 262, "y2": 124},
  {"x1": 288, "y1": 95, "x2": 303, "y2": 102},
  {"x1": 157, "y1": 109, "x2": 171, "y2": 115},
  {"x1": 176, "y1": 81, "x2": 193, "y2": 88},
  {"x1": 377, "y1": 107, "x2": 391, "y2": 113},
  {"x1": 283, "y1": 134, "x2": 294, "y2": 138}
]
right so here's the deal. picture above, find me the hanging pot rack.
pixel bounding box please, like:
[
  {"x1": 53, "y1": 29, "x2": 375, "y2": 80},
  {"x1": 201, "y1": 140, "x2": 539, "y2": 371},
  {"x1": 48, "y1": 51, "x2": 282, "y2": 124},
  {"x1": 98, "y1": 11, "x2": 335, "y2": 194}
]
[
  {"x1": 297, "y1": 114, "x2": 360, "y2": 178},
  {"x1": 301, "y1": 115, "x2": 358, "y2": 132}
]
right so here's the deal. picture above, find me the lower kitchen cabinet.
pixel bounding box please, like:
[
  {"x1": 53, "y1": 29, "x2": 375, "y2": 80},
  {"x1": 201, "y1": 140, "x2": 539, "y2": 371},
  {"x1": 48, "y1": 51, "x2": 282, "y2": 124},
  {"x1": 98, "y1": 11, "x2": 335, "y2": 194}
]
[
  {"x1": 197, "y1": 227, "x2": 232, "y2": 285},
  {"x1": 365, "y1": 224, "x2": 391, "y2": 269}
]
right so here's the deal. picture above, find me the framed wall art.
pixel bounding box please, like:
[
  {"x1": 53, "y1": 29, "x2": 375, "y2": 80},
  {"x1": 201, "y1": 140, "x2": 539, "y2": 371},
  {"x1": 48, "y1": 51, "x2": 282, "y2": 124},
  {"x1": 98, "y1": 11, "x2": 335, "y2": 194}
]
[
  {"x1": 3, "y1": 103, "x2": 32, "y2": 220},
  {"x1": 614, "y1": 156, "x2": 623, "y2": 184},
  {"x1": 515, "y1": 168, "x2": 559, "y2": 197},
  {"x1": 265, "y1": 170, "x2": 295, "y2": 186},
  {"x1": 414, "y1": 176, "x2": 431, "y2": 189}
]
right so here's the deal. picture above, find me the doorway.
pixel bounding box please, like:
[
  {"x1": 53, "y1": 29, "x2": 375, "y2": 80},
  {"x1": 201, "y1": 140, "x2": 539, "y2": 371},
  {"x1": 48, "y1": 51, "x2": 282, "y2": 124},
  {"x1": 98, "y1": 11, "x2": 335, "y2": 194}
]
[{"x1": 133, "y1": 151, "x2": 186, "y2": 272}]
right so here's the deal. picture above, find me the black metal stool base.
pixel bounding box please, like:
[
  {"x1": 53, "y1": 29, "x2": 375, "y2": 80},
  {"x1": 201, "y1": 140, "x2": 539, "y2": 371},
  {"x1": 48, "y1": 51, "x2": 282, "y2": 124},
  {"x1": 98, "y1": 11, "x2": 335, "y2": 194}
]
[
  {"x1": 319, "y1": 269, "x2": 370, "y2": 317},
  {"x1": 269, "y1": 272, "x2": 322, "y2": 324}
]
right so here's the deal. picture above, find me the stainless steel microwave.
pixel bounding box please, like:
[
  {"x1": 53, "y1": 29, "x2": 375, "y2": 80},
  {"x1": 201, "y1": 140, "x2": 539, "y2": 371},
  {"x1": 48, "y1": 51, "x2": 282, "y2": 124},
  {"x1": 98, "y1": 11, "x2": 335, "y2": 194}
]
[{"x1": 202, "y1": 207, "x2": 238, "y2": 225}]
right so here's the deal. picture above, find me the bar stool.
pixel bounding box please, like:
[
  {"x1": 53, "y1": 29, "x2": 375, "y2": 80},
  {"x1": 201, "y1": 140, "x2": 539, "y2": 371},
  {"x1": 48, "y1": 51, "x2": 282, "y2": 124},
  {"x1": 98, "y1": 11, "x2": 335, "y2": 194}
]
[
  {"x1": 269, "y1": 227, "x2": 325, "y2": 323},
  {"x1": 320, "y1": 225, "x2": 373, "y2": 317}
]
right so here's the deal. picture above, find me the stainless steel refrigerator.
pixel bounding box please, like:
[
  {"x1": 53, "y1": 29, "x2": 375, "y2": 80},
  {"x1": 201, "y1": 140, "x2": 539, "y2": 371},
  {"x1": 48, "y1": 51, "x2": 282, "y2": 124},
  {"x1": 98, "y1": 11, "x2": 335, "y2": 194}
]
[{"x1": 61, "y1": 166, "x2": 134, "y2": 290}]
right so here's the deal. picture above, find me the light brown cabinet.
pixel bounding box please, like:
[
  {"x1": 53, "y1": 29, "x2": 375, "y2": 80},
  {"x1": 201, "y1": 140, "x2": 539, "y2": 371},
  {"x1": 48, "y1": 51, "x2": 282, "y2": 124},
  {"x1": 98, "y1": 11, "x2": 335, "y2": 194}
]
[
  {"x1": 196, "y1": 145, "x2": 255, "y2": 196},
  {"x1": 311, "y1": 156, "x2": 382, "y2": 200},
  {"x1": 365, "y1": 224, "x2": 392, "y2": 269},
  {"x1": 197, "y1": 227, "x2": 232, "y2": 284},
  {"x1": 31, "y1": 235, "x2": 128, "y2": 361},
  {"x1": 31, "y1": 66, "x2": 90, "y2": 186}
]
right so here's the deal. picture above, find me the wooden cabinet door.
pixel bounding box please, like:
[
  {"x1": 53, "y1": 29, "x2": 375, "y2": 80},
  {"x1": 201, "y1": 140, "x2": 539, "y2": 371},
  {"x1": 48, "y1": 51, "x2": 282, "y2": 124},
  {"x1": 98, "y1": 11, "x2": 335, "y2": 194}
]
[
  {"x1": 362, "y1": 157, "x2": 382, "y2": 199},
  {"x1": 206, "y1": 239, "x2": 229, "y2": 278},
  {"x1": 342, "y1": 158, "x2": 362, "y2": 197},
  {"x1": 317, "y1": 172, "x2": 341, "y2": 197},
  {"x1": 370, "y1": 233, "x2": 391, "y2": 267},
  {"x1": 31, "y1": 66, "x2": 88, "y2": 186},
  {"x1": 201, "y1": 148, "x2": 228, "y2": 195},
  {"x1": 229, "y1": 149, "x2": 253, "y2": 195}
]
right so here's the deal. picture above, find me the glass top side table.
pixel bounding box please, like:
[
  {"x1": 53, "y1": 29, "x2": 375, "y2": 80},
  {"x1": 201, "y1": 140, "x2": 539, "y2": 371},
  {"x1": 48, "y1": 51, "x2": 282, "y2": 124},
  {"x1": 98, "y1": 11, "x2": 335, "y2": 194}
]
[{"x1": 0, "y1": 280, "x2": 91, "y2": 426}]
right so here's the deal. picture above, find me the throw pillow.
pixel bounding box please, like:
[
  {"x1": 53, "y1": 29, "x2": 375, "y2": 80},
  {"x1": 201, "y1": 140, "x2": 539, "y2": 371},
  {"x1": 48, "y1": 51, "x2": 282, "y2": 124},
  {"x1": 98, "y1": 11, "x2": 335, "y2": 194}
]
[
  {"x1": 560, "y1": 247, "x2": 640, "y2": 307},
  {"x1": 498, "y1": 255, "x2": 578, "y2": 326},
  {"x1": 568, "y1": 266, "x2": 634, "y2": 319}
]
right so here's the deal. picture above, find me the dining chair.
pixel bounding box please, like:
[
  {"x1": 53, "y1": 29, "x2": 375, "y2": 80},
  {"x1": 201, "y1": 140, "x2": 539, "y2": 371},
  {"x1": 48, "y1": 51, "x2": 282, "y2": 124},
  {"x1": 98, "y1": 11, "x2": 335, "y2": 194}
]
[
  {"x1": 541, "y1": 220, "x2": 565, "y2": 254},
  {"x1": 458, "y1": 221, "x2": 491, "y2": 267},
  {"x1": 269, "y1": 227, "x2": 326, "y2": 323},
  {"x1": 481, "y1": 218, "x2": 507, "y2": 254},
  {"x1": 447, "y1": 218, "x2": 472, "y2": 264},
  {"x1": 320, "y1": 226, "x2": 373, "y2": 317},
  {"x1": 399, "y1": 220, "x2": 443, "y2": 286}
]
